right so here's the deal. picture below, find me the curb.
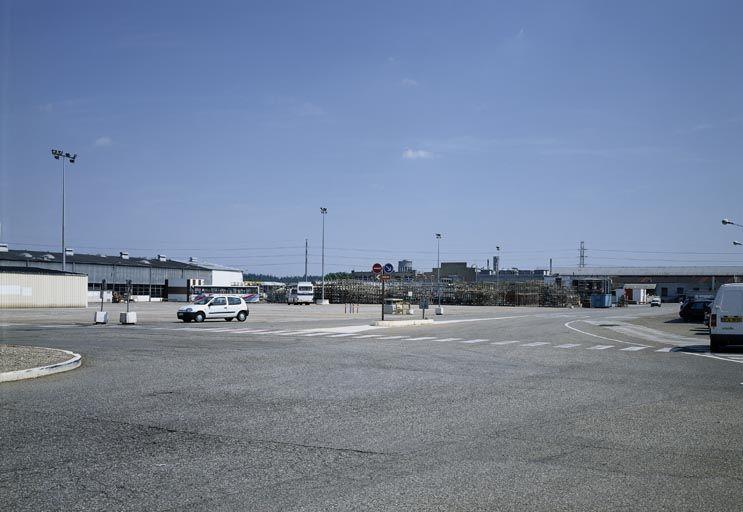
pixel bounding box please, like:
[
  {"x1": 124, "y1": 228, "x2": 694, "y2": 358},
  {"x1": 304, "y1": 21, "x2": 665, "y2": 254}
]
[
  {"x1": 371, "y1": 319, "x2": 435, "y2": 327},
  {"x1": 0, "y1": 348, "x2": 82, "y2": 383}
]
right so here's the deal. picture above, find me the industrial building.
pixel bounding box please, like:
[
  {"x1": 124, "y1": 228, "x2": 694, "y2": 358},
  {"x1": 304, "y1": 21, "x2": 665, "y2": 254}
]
[
  {"x1": 0, "y1": 266, "x2": 88, "y2": 308},
  {"x1": 0, "y1": 248, "x2": 243, "y2": 301},
  {"x1": 550, "y1": 266, "x2": 743, "y2": 302}
]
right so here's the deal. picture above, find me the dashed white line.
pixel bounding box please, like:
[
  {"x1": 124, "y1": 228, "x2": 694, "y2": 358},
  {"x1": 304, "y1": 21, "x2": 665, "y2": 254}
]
[
  {"x1": 376, "y1": 336, "x2": 409, "y2": 340},
  {"x1": 620, "y1": 346, "x2": 648, "y2": 352},
  {"x1": 655, "y1": 347, "x2": 673, "y2": 352},
  {"x1": 327, "y1": 333, "x2": 355, "y2": 338},
  {"x1": 555, "y1": 343, "x2": 581, "y2": 349},
  {"x1": 437, "y1": 338, "x2": 463, "y2": 342},
  {"x1": 459, "y1": 339, "x2": 489, "y2": 344},
  {"x1": 354, "y1": 334, "x2": 385, "y2": 339},
  {"x1": 587, "y1": 345, "x2": 614, "y2": 350},
  {"x1": 490, "y1": 340, "x2": 520, "y2": 345},
  {"x1": 520, "y1": 342, "x2": 550, "y2": 347},
  {"x1": 303, "y1": 332, "x2": 332, "y2": 337},
  {"x1": 406, "y1": 336, "x2": 439, "y2": 341}
]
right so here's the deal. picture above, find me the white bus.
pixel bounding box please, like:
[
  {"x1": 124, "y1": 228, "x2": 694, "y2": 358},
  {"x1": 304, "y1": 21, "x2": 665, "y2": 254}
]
[{"x1": 287, "y1": 282, "x2": 315, "y2": 305}]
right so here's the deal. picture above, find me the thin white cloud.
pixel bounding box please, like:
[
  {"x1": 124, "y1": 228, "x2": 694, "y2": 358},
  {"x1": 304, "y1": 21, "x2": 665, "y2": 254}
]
[
  {"x1": 402, "y1": 148, "x2": 433, "y2": 160},
  {"x1": 401, "y1": 78, "x2": 418, "y2": 87},
  {"x1": 95, "y1": 136, "x2": 112, "y2": 147}
]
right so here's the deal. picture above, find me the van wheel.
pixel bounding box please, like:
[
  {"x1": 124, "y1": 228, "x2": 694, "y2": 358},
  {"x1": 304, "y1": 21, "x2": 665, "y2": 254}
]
[
  {"x1": 710, "y1": 336, "x2": 725, "y2": 352},
  {"x1": 194, "y1": 312, "x2": 205, "y2": 323},
  {"x1": 237, "y1": 311, "x2": 247, "y2": 322}
]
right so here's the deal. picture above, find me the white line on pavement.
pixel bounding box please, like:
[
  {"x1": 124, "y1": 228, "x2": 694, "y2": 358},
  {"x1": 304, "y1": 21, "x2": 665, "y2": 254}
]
[
  {"x1": 353, "y1": 334, "x2": 385, "y2": 339},
  {"x1": 520, "y1": 342, "x2": 550, "y2": 347},
  {"x1": 490, "y1": 340, "x2": 520, "y2": 345},
  {"x1": 328, "y1": 333, "x2": 355, "y2": 338},
  {"x1": 303, "y1": 332, "x2": 332, "y2": 337},
  {"x1": 436, "y1": 338, "x2": 463, "y2": 342},
  {"x1": 564, "y1": 320, "x2": 649, "y2": 347},
  {"x1": 406, "y1": 336, "x2": 439, "y2": 341},
  {"x1": 459, "y1": 339, "x2": 489, "y2": 344},
  {"x1": 620, "y1": 346, "x2": 648, "y2": 352},
  {"x1": 655, "y1": 347, "x2": 673, "y2": 352},
  {"x1": 376, "y1": 336, "x2": 409, "y2": 340},
  {"x1": 587, "y1": 345, "x2": 614, "y2": 350},
  {"x1": 555, "y1": 343, "x2": 581, "y2": 348}
]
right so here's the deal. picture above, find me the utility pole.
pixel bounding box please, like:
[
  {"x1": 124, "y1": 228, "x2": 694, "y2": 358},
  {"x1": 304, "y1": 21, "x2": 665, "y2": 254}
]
[
  {"x1": 304, "y1": 238, "x2": 308, "y2": 281},
  {"x1": 579, "y1": 241, "x2": 586, "y2": 268},
  {"x1": 435, "y1": 233, "x2": 442, "y2": 307},
  {"x1": 51, "y1": 149, "x2": 76, "y2": 272}
]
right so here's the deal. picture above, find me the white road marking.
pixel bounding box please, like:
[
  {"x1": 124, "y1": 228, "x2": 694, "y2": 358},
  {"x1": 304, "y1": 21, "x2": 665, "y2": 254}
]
[
  {"x1": 207, "y1": 328, "x2": 240, "y2": 333},
  {"x1": 520, "y1": 342, "x2": 550, "y2": 347},
  {"x1": 564, "y1": 320, "x2": 649, "y2": 347},
  {"x1": 682, "y1": 352, "x2": 743, "y2": 365},
  {"x1": 434, "y1": 315, "x2": 534, "y2": 325},
  {"x1": 303, "y1": 332, "x2": 332, "y2": 337},
  {"x1": 376, "y1": 335, "x2": 409, "y2": 340},
  {"x1": 620, "y1": 346, "x2": 648, "y2": 352},
  {"x1": 436, "y1": 338, "x2": 463, "y2": 342},
  {"x1": 231, "y1": 329, "x2": 268, "y2": 333},
  {"x1": 260, "y1": 330, "x2": 293, "y2": 334},
  {"x1": 655, "y1": 347, "x2": 673, "y2": 352},
  {"x1": 555, "y1": 343, "x2": 581, "y2": 349},
  {"x1": 459, "y1": 339, "x2": 489, "y2": 344},
  {"x1": 587, "y1": 345, "x2": 614, "y2": 350},
  {"x1": 277, "y1": 331, "x2": 303, "y2": 336},
  {"x1": 490, "y1": 340, "x2": 520, "y2": 345},
  {"x1": 354, "y1": 334, "x2": 385, "y2": 339},
  {"x1": 328, "y1": 333, "x2": 355, "y2": 338},
  {"x1": 406, "y1": 336, "x2": 439, "y2": 341}
]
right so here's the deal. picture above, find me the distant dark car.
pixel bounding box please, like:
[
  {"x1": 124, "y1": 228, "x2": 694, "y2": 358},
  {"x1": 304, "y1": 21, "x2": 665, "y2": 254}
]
[{"x1": 679, "y1": 299, "x2": 712, "y2": 322}]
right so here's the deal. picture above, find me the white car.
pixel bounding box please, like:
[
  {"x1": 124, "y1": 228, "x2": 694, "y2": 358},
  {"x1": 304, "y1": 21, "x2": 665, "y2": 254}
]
[
  {"x1": 650, "y1": 297, "x2": 662, "y2": 307},
  {"x1": 177, "y1": 295, "x2": 249, "y2": 323}
]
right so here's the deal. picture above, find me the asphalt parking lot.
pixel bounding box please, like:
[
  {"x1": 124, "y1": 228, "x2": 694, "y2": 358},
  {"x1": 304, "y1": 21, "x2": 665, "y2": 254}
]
[{"x1": 2, "y1": 303, "x2": 742, "y2": 511}]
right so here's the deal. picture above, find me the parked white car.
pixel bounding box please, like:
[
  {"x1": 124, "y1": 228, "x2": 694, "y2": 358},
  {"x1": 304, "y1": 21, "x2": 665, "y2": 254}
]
[
  {"x1": 710, "y1": 284, "x2": 743, "y2": 351},
  {"x1": 177, "y1": 295, "x2": 249, "y2": 323},
  {"x1": 650, "y1": 297, "x2": 662, "y2": 307}
]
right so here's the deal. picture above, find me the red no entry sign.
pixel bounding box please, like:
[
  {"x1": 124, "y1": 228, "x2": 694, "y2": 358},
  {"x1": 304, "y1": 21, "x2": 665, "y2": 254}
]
[{"x1": 372, "y1": 263, "x2": 382, "y2": 274}]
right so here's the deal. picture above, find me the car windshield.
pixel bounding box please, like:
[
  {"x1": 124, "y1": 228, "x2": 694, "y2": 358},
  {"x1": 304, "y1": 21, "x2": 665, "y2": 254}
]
[{"x1": 193, "y1": 296, "x2": 210, "y2": 305}]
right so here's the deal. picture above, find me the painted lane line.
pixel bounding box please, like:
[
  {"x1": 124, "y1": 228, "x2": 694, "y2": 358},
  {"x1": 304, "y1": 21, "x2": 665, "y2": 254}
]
[
  {"x1": 620, "y1": 346, "x2": 648, "y2": 352},
  {"x1": 490, "y1": 340, "x2": 520, "y2": 345},
  {"x1": 564, "y1": 320, "x2": 649, "y2": 347},
  {"x1": 682, "y1": 352, "x2": 743, "y2": 365},
  {"x1": 437, "y1": 338, "x2": 463, "y2": 342},
  {"x1": 229, "y1": 329, "x2": 265, "y2": 334},
  {"x1": 434, "y1": 315, "x2": 534, "y2": 325},
  {"x1": 459, "y1": 339, "x2": 489, "y2": 344},
  {"x1": 328, "y1": 333, "x2": 355, "y2": 338},
  {"x1": 259, "y1": 330, "x2": 293, "y2": 335},
  {"x1": 354, "y1": 334, "x2": 385, "y2": 339},
  {"x1": 587, "y1": 345, "x2": 614, "y2": 350},
  {"x1": 520, "y1": 342, "x2": 550, "y2": 347},
  {"x1": 655, "y1": 347, "x2": 673, "y2": 352},
  {"x1": 303, "y1": 332, "x2": 333, "y2": 337},
  {"x1": 376, "y1": 335, "x2": 411, "y2": 340},
  {"x1": 277, "y1": 331, "x2": 304, "y2": 336},
  {"x1": 406, "y1": 336, "x2": 439, "y2": 341},
  {"x1": 555, "y1": 344, "x2": 581, "y2": 349}
]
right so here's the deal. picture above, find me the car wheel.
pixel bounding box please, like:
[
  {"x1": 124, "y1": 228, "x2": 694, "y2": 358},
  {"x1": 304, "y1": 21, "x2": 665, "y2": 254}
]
[
  {"x1": 194, "y1": 312, "x2": 205, "y2": 323},
  {"x1": 237, "y1": 311, "x2": 247, "y2": 322},
  {"x1": 225, "y1": 317, "x2": 233, "y2": 322}
]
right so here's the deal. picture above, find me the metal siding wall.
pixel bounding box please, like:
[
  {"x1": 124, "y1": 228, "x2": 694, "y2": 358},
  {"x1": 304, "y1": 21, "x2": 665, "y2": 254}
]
[{"x1": 0, "y1": 272, "x2": 87, "y2": 308}]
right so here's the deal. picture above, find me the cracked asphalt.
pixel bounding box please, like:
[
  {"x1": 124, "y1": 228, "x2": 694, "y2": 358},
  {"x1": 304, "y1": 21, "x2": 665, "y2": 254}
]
[{"x1": 1, "y1": 303, "x2": 742, "y2": 511}]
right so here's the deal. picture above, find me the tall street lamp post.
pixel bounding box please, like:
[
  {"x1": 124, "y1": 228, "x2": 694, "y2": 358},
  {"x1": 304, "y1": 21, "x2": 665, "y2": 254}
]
[
  {"x1": 319, "y1": 207, "x2": 328, "y2": 304},
  {"x1": 435, "y1": 233, "x2": 442, "y2": 313},
  {"x1": 51, "y1": 149, "x2": 76, "y2": 272}
]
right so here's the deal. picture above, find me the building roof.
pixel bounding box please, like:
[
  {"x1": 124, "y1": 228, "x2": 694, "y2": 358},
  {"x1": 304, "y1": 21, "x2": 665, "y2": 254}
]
[
  {"x1": 0, "y1": 266, "x2": 86, "y2": 276},
  {"x1": 0, "y1": 249, "x2": 207, "y2": 270},
  {"x1": 552, "y1": 266, "x2": 743, "y2": 277},
  {"x1": 175, "y1": 260, "x2": 243, "y2": 273}
]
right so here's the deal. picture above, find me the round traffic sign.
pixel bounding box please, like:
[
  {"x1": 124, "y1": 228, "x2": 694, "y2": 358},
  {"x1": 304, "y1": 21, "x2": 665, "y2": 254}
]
[
  {"x1": 383, "y1": 263, "x2": 394, "y2": 274},
  {"x1": 372, "y1": 263, "x2": 382, "y2": 274}
]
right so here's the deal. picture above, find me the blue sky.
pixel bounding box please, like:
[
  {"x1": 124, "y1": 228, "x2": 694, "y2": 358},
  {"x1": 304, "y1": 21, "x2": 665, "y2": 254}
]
[{"x1": 2, "y1": 0, "x2": 743, "y2": 275}]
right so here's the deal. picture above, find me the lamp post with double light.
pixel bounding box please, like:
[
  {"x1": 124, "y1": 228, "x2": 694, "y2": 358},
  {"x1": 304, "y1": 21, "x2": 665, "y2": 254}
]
[{"x1": 51, "y1": 149, "x2": 76, "y2": 272}]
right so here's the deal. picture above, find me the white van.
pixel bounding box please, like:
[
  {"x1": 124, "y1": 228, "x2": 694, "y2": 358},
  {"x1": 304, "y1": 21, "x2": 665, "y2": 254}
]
[
  {"x1": 709, "y1": 284, "x2": 743, "y2": 350},
  {"x1": 287, "y1": 282, "x2": 314, "y2": 305}
]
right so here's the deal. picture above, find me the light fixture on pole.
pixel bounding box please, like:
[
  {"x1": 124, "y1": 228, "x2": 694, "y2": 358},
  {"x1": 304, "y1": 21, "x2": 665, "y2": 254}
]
[
  {"x1": 722, "y1": 218, "x2": 743, "y2": 228},
  {"x1": 435, "y1": 233, "x2": 444, "y2": 315},
  {"x1": 733, "y1": 241, "x2": 742, "y2": 246},
  {"x1": 51, "y1": 149, "x2": 76, "y2": 272},
  {"x1": 318, "y1": 207, "x2": 329, "y2": 305}
]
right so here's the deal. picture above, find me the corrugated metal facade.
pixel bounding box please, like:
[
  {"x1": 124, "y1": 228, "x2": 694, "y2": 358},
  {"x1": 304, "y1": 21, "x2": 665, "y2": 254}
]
[{"x1": 0, "y1": 271, "x2": 88, "y2": 308}]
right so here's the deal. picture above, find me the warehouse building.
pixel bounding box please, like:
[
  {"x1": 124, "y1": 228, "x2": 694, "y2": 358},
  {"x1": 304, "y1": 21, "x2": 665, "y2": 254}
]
[
  {"x1": 550, "y1": 266, "x2": 743, "y2": 302},
  {"x1": 0, "y1": 266, "x2": 88, "y2": 308},
  {"x1": 0, "y1": 248, "x2": 243, "y2": 301}
]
